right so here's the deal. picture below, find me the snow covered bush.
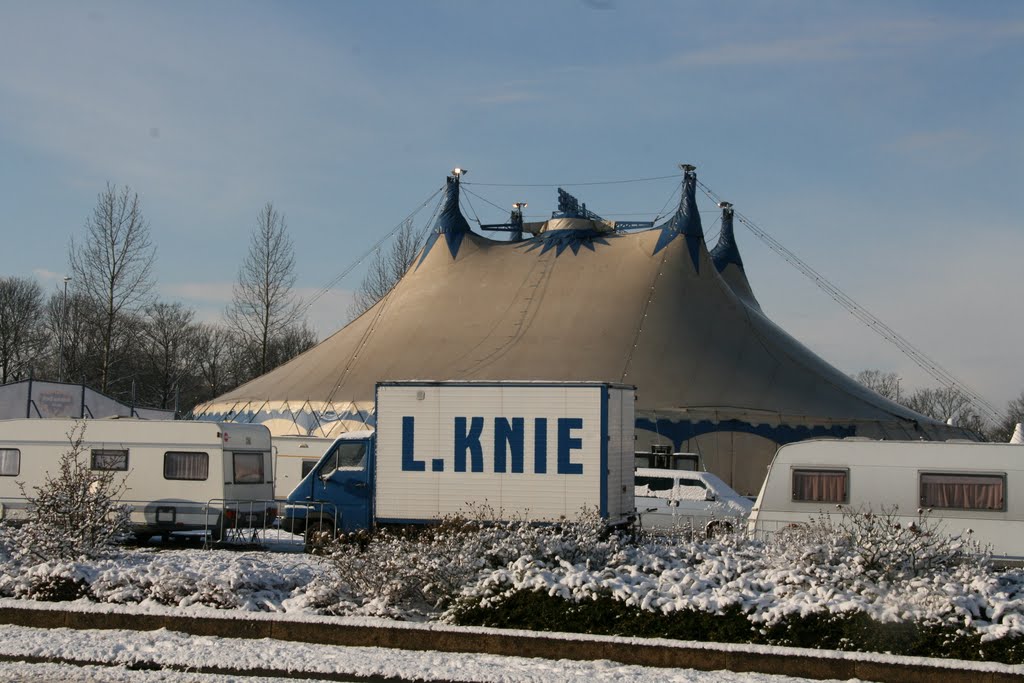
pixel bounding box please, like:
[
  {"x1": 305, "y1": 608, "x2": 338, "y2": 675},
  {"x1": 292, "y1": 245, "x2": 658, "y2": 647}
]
[
  {"x1": 0, "y1": 422, "x2": 132, "y2": 564},
  {"x1": 767, "y1": 505, "x2": 988, "y2": 583},
  {"x1": 449, "y1": 505, "x2": 1024, "y2": 657},
  {"x1": 315, "y1": 506, "x2": 625, "y2": 618}
]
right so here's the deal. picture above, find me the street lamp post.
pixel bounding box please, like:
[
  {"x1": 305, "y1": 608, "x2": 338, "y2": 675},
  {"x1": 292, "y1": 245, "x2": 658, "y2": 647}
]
[{"x1": 58, "y1": 276, "x2": 70, "y2": 383}]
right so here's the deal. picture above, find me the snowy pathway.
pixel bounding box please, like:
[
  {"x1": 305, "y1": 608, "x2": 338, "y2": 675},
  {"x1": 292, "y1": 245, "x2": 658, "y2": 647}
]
[{"x1": 0, "y1": 624, "x2": 856, "y2": 683}]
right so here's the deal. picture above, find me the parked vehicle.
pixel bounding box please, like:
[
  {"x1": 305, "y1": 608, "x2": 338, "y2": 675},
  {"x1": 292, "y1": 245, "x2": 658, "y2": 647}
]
[
  {"x1": 273, "y1": 435, "x2": 335, "y2": 499},
  {"x1": 748, "y1": 438, "x2": 1024, "y2": 563},
  {"x1": 282, "y1": 380, "x2": 636, "y2": 538},
  {"x1": 0, "y1": 418, "x2": 275, "y2": 541},
  {"x1": 634, "y1": 467, "x2": 752, "y2": 534}
]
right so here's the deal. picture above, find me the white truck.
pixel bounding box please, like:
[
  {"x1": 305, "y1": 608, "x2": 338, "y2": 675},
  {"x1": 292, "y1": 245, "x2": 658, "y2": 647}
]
[
  {"x1": 748, "y1": 438, "x2": 1024, "y2": 563},
  {"x1": 281, "y1": 380, "x2": 636, "y2": 535},
  {"x1": 0, "y1": 418, "x2": 276, "y2": 541},
  {"x1": 634, "y1": 467, "x2": 752, "y2": 535}
]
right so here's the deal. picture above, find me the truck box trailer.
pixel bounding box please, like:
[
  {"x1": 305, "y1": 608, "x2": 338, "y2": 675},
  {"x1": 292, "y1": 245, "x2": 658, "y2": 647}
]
[
  {"x1": 748, "y1": 438, "x2": 1024, "y2": 563},
  {"x1": 283, "y1": 380, "x2": 636, "y2": 535},
  {"x1": 0, "y1": 418, "x2": 275, "y2": 541}
]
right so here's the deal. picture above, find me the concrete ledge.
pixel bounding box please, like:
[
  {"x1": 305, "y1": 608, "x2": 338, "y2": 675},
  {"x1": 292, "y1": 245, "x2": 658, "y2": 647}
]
[{"x1": 0, "y1": 605, "x2": 1019, "y2": 683}]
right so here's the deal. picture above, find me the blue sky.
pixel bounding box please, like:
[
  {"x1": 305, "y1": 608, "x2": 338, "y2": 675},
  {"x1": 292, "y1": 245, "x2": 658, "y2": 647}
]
[{"x1": 1, "y1": 1, "x2": 1021, "y2": 412}]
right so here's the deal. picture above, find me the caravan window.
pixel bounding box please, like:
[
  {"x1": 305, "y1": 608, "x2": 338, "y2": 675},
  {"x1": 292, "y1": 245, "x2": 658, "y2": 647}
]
[
  {"x1": 0, "y1": 449, "x2": 19, "y2": 476},
  {"x1": 91, "y1": 449, "x2": 128, "y2": 471},
  {"x1": 792, "y1": 468, "x2": 848, "y2": 503},
  {"x1": 920, "y1": 472, "x2": 1006, "y2": 511},
  {"x1": 233, "y1": 452, "x2": 264, "y2": 484},
  {"x1": 164, "y1": 451, "x2": 209, "y2": 481},
  {"x1": 301, "y1": 459, "x2": 319, "y2": 478}
]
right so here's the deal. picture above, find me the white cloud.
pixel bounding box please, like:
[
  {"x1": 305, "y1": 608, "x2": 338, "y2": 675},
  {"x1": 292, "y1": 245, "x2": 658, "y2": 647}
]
[
  {"x1": 665, "y1": 17, "x2": 1017, "y2": 69},
  {"x1": 31, "y1": 268, "x2": 65, "y2": 282},
  {"x1": 160, "y1": 282, "x2": 354, "y2": 340}
]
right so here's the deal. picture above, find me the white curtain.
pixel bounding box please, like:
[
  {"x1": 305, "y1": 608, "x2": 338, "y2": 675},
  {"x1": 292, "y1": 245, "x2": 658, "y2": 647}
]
[
  {"x1": 164, "y1": 452, "x2": 209, "y2": 481},
  {"x1": 0, "y1": 449, "x2": 19, "y2": 476}
]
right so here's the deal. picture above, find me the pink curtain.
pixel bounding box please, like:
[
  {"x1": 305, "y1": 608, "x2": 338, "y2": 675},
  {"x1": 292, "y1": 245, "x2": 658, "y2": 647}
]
[
  {"x1": 164, "y1": 452, "x2": 209, "y2": 481},
  {"x1": 920, "y1": 473, "x2": 1004, "y2": 510},
  {"x1": 792, "y1": 470, "x2": 847, "y2": 502}
]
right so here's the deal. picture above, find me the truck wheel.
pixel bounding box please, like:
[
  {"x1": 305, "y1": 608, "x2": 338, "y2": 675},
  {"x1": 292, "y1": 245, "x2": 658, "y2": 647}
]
[{"x1": 304, "y1": 518, "x2": 335, "y2": 553}]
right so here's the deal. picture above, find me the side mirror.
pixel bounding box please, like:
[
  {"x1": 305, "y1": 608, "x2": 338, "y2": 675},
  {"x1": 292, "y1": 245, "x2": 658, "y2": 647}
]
[{"x1": 705, "y1": 490, "x2": 717, "y2": 502}]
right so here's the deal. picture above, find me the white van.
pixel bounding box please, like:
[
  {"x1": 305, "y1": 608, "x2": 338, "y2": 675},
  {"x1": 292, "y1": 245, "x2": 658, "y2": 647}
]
[
  {"x1": 749, "y1": 438, "x2": 1024, "y2": 563},
  {"x1": 635, "y1": 467, "x2": 752, "y2": 534},
  {"x1": 0, "y1": 418, "x2": 275, "y2": 541},
  {"x1": 272, "y1": 435, "x2": 334, "y2": 499}
]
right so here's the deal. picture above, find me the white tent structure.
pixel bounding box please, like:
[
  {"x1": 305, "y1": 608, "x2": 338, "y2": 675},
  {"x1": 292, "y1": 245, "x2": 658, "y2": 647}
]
[
  {"x1": 0, "y1": 378, "x2": 174, "y2": 421},
  {"x1": 194, "y1": 168, "x2": 971, "y2": 494}
]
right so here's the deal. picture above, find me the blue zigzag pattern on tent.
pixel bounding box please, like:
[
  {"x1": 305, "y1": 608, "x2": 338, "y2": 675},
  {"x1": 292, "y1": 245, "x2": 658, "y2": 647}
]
[
  {"x1": 417, "y1": 230, "x2": 468, "y2": 267},
  {"x1": 522, "y1": 230, "x2": 613, "y2": 256},
  {"x1": 636, "y1": 416, "x2": 856, "y2": 451}
]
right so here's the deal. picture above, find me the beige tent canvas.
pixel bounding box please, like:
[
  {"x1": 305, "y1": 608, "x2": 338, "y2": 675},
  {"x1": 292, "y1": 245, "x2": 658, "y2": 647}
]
[{"x1": 194, "y1": 168, "x2": 969, "y2": 494}]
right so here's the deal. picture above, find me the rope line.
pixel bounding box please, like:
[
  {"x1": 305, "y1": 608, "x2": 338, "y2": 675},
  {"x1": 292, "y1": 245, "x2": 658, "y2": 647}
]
[
  {"x1": 301, "y1": 186, "x2": 444, "y2": 314},
  {"x1": 695, "y1": 179, "x2": 1004, "y2": 424},
  {"x1": 463, "y1": 174, "x2": 680, "y2": 187}
]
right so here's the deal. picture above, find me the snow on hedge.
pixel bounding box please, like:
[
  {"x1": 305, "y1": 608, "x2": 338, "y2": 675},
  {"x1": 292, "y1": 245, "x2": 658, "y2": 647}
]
[{"x1": 1, "y1": 508, "x2": 1023, "y2": 643}]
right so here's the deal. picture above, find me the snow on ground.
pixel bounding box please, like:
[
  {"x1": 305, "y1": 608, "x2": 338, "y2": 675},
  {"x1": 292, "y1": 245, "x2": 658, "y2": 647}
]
[{"x1": 0, "y1": 624, "x2": 858, "y2": 683}]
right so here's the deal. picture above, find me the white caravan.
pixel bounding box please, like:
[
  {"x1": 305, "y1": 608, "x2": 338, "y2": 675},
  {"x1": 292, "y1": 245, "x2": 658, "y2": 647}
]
[
  {"x1": 635, "y1": 468, "x2": 752, "y2": 534},
  {"x1": 749, "y1": 438, "x2": 1024, "y2": 563},
  {"x1": 272, "y1": 435, "x2": 334, "y2": 499},
  {"x1": 0, "y1": 418, "x2": 275, "y2": 541}
]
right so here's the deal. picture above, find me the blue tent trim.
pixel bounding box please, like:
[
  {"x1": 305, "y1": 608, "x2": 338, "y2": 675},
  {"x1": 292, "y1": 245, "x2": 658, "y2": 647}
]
[
  {"x1": 417, "y1": 177, "x2": 472, "y2": 267},
  {"x1": 652, "y1": 170, "x2": 704, "y2": 272},
  {"x1": 710, "y1": 208, "x2": 743, "y2": 271},
  {"x1": 636, "y1": 416, "x2": 856, "y2": 452}
]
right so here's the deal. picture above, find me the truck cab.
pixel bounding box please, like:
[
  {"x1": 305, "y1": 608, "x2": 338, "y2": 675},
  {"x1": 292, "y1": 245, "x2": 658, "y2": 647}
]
[{"x1": 281, "y1": 431, "x2": 375, "y2": 536}]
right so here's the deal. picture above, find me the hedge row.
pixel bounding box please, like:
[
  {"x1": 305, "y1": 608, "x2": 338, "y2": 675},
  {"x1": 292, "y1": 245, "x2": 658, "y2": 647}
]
[{"x1": 452, "y1": 588, "x2": 1024, "y2": 665}]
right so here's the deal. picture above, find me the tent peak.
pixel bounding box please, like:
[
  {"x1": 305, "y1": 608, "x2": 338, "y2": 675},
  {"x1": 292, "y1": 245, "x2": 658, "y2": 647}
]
[{"x1": 711, "y1": 201, "x2": 743, "y2": 270}]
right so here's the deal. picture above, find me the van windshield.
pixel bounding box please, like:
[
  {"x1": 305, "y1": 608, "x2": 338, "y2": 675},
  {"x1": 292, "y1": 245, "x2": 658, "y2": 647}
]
[{"x1": 321, "y1": 441, "x2": 367, "y2": 474}]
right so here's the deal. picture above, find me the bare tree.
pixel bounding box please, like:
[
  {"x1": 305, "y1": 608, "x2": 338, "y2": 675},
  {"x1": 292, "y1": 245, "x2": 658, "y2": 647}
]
[
  {"x1": 69, "y1": 184, "x2": 156, "y2": 393},
  {"x1": 192, "y1": 323, "x2": 238, "y2": 402},
  {"x1": 905, "y1": 386, "x2": 987, "y2": 436},
  {"x1": 0, "y1": 276, "x2": 45, "y2": 383},
  {"x1": 264, "y1": 321, "x2": 317, "y2": 372},
  {"x1": 853, "y1": 369, "x2": 903, "y2": 402},
  {"x1": 44, "y1": 291, "x2": 105, "y2": 388},
  {"x1": 227, "y1": 202, "x2": 304, "y2": 376},
  {"x1": 139, "y1": 301, "x2": 198, "y2": 410},
  {"x1": 349, "y1": 217, "x2": 425, "y2": 318},
  {"x1": 990, "y1": 392, "x2": 1024, "y2": 443}
]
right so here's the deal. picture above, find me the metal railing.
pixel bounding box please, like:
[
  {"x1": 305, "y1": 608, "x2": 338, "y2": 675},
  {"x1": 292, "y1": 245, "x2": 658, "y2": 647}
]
[{"x1": 201, "y1": 499, "x2": 340, "y2": 550}]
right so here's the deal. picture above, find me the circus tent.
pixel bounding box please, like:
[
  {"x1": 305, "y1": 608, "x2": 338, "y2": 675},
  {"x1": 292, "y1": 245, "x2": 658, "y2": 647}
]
[{"x1": 194, "y1": 167, "x2": 969, "y2": 494}]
